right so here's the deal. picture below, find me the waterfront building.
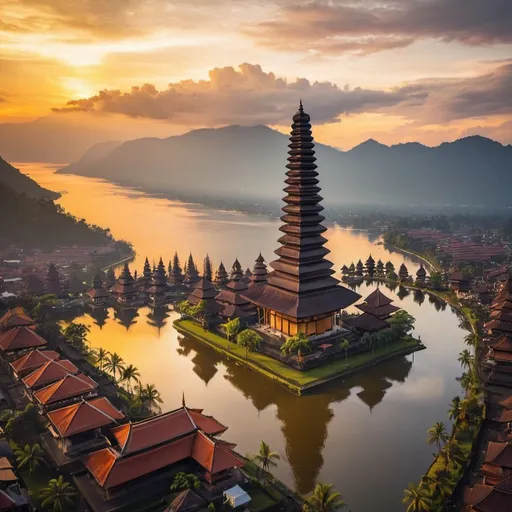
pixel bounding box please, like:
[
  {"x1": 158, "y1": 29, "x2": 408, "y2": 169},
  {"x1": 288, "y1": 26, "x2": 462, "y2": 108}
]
[
  {"x1": 142, "y1": 257, "x2": 152, "y2": 288},
  {"x1": 23, "y1": 273, "x2": 44, "y2": 295},
  {"x1": 216, "y1": 260, "x2": 256, "y2": 323},
  {"x1": 22, "y1": 359, "x2": 78, "y2": 390},
  {"x1": 340, "y1": 265, "x2": 348, "y2": 277},
  {"x1": 45, "y1": 263, "x2": 62, "y2": 295},
  {"x1": 184, "y1": 254, "x2": 201, "y2": 287},
  {"x1": 33, "y1": 373, "x2": 98, "y2": 409},
  {"x1": 147, "y1": 257, "x2": 169, "y2": 305},
  {"x1": 111, "y1": 263, "x2": 138, "y2": 304},
  {"x1": 344, "y1": 313, "x2": 389, "y2": 333},
  {"x1": 169, "y1": 252, "x2": 185, "y2": 288},
  {"x1": 249, "y1": 254, "x2": 268, "y2": 287},
  {"x1": 355, "y1": 288, "x2": 399, "y2": 320},
  {"x1": 355, "y1": 260, "x2": 364, "y2": 277},
  {"x1": 449, "y1": 270, "x2": 472, "y2": 294},
  {"x1": 366, "y1": 255, "x2": 375, "y2": 277},
  {"x1": 9, "y1": 349, "x2": 59, "y2": 377},
  {"x1": 214, "y1": 262, "x2": 229, "y2": 289},
  {"x1": 398, "y1": 263, "x2": 410, "y2": 282},
  {"x1": 203, "y1": 255, "x2": 213, "y2": 282},
  {"x1": 87, "y1": 272, "x2": 109, "y2": 307},
  {"x1": 415, "y1": 265, "x2": 427, "y2": 286},
  {"x1": 376, "y1": 259, "x2": 385, "y2": 277},
  {"x1": 0, "y1": 307, "x2": 34, "y2": 332},
  {"x1": 74, "y1": 406, "x2": 244, "y2": 511},
  {"x1": 187, "y1": 278, "x2": 222, "y2": 325},
  {"x1": 0, "y1": 326, "x2": 46, "y2": 354},
  {"x1": 242, "y1": 102, "x2": 359, "y2": 339}
]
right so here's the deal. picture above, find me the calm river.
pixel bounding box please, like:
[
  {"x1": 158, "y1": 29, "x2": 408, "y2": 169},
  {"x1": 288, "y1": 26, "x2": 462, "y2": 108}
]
[{"x1": 20, "y1": 163, "x2": 468, "y2": 512}]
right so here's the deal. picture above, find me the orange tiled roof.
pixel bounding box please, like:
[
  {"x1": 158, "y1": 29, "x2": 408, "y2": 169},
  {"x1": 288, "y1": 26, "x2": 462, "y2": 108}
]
[
  {"x1": 484, "y1": 442, "x2": 512, "y2": 469},
  {"x1": 188, "y1": 409, "x2": 228, "y2": 435},
  {"x1": 84, "y1": 430, "x2": 244, "y2": 489},
  {"x1": 0, "y1": 326, "x2": 46, "y2": 352},
  {"x1": 22, "y1": 359, "x2": 78, "y2": 389},
  {"x1": 0, "y1": 307, "x2": 34, "y2": 332},
  {"x1": 34, "y1": 373, "x2": 98, "y2": 405},
  {"x1": 47, "y1": 397, "x2": 124, "y2": 438},
  {"x1": 10, "y1": 349, "x2": 59, "y2": 375}
]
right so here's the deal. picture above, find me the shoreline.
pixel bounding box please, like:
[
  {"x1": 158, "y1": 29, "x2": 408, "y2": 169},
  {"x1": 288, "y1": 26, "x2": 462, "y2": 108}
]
[{"x1": 379, "y1": 241, "x2": 439, "y2": 271}]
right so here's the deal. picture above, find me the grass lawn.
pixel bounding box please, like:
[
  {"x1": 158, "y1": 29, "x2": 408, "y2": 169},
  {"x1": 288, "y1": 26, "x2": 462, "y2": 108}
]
[
  {"x1": 174, "y1": 319, "x2": 423, "y2": 392},
  {"x1": 248, "y1": 487, "x2": 278, "y2": 512}
]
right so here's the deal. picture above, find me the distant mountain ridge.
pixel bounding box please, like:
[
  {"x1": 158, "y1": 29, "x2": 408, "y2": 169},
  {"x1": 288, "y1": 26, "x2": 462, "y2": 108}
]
[
  {"x1": 0, "y1": 157, "x2": 59, "y2": 200},
  {"x1": 58, "y1": 126, "x2": 512, "y2": 207}
]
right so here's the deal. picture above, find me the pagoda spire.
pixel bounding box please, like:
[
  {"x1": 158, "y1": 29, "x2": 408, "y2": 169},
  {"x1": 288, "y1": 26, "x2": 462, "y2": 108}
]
[
  {"x1": 214, "y1": 262, "x2": 229, "y2": 288},
  {"x1": 249, "y1": 253, "x2": 268, "y2": 287}
]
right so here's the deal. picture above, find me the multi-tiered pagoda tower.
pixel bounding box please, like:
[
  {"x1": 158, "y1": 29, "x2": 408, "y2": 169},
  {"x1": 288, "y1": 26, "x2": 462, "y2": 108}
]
[{"x1": 242, "y1": 102, "x2": 360, "y2": 338}]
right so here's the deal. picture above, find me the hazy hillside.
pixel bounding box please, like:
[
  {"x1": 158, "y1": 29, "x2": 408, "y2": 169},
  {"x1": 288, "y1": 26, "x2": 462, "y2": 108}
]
[
  {"x1": 0, "y1": 157, "x2": 59, "y2": 200},
  {"x1": 58, "y1": 126, "x2": 512, "y2": 207}
]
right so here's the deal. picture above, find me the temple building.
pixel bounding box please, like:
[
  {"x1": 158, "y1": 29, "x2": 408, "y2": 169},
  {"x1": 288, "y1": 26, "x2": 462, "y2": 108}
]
[
  {"x1": 0, "y1": 326, "x2": 46, "y2": 354},
  {"x1": 184, "y1": 254, "x2": 201, "y2": 287},
  {"x1": 242, "y1": 103, "x2": 360, "y2": 338},
  {"x1": 214, "y1": 262, "x2": 229, "y2": 289},
  {"x1": 187, "y1": 278, "x2": 222, "y2": 326},
  {"x1": 45, "y1": 263, "x2": 62, "y2": 295},
  {"x1": 415, "y1": 265, "x2": 427, "y2": 286},
  {"x1": 216, "y1": 260, "x2": 256, "y2": 323},
  {"x1": 355, "y1": 288, "x2": 399, "y2": 320},
  {"x1": 33, "y1": 373, "x2": 98, "y2": 410},
  {"x1": 142, "y1": 257, "x2": 152, "y2": 290},
  {"x1": 249, "y1": 254, "x2": 268, "y2": 287},
  {"x1": 355, "y1": 260, "x2": 364, "y2": 277},
  {"x1": 111, "y1": 263, "x2": 138, "y2": 304},
  {"x1": 9, "y1": 349, "x2": 59, "y2": 378},
  {"x1": 366, "y1": 255, "x2": 375, "y2": 277},
  {"x1": 147, "y1": 258, "x2": 169, "y2": 305},
  {"x1": 87, "y1": 272, "x2": 109, "y2": 307},
  {"x1": 22, "y1": 359, "x2": 78, "y2": 390},
  {"x1": 169, "y1": 252, "x2": 186, "y2": 290},
  {"x1": 398, "y1": 263, "x2": 410, "y2": 282},
  {"x1": 0, "y1": 307, "x2": 34, "y2": 332}
]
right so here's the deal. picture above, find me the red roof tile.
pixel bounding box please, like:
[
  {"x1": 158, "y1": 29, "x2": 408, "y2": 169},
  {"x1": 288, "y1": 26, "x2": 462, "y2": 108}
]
[
  {"x1": 0, "y1": 326, "x2": 46, "y2": 352},
  {"x1": 22, "y1": 359, "x2": 78, "y2": 389},
  {"x1": 47, "y1": 397, "x2": 124, "y2": 438},
  {"x1": 0, "y1": 307, "x2": 34, "y2": 332},
  {"x1": 484, "y1": 442, "x2": 512, "y2": 469},
  {"x1": 187, "y1": 410, "x2": 228, "y2": 436},
  {"x1": 34, "y1": 373, "x2": 98, "y2": 405},
  {"x1": 10, "y1": 349, "x2": 59, "y2": 375}
]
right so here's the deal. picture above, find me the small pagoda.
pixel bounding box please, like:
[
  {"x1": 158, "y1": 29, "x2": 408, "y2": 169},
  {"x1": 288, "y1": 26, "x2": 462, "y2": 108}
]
[
  {"x1": 249, "y1": 254, "x2": 268, "y2": 287},
  {"x1": 147, "y1": 258, "x2": 169, "y2": 305},
  {"x1": 355, "y1": 260, "x2": 364, "y2": 277},
  {"x1": 213, "y1": 262, "x2": 229, "y2": 289},
  {"x1": 45, "y1": 263, "x2": 61, "y2": 295},
  {"x1": 141, "y1": 257, "x2": 152, "y2": 291},
  {"x1": 376, "y1": 260, "x2": 385, "y2": 277},
  {"x1": 216, "y1": 259, "x2": 256, "y2": 324},
  {"x1": 242, "y1": 102, "x2": 360, "y2": 339},
  {"x1": 366, "y1": 255, "x2": 376, "y2": 277},
  {"x1": 203, "y1": 255, "x2": 213, "y2": 282},
  {"x1": 187, "y1": 278, "x2": 222, "y2": 326},
  {"x1": 398, "y1": 263, "x2": 410, "y2": 282},
  {"x1": 183, "y1": 254, "x2": 201, "y2": 288},
  {"x1": 111, "y1": 263, "x2": 138, "y2": 304},
  {"x1": 87, "y1": 272, "x2": 109, "y2": 307},
  {"x1": 415, "y1": 265, "x2": 427, "y2": 286},
  {"x1": 355, "y1": 288, "x2": 400, "y2": 320},
  {"x1": 169, "y1": 252, "x2": 185, "y2": 292}
]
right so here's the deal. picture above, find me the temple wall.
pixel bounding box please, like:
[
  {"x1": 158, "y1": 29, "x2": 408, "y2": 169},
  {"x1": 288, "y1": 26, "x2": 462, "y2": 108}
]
[{"x1": 263, "y1": 308, "x2": 334, "y2": 337}]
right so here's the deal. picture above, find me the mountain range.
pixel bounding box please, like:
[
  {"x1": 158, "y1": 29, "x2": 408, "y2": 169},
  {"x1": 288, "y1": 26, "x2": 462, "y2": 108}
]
[
  {"x1": 58, "y1": 125, "x2": 512, "y2": 207},
  {"x1": 0, "y1": 157, "x2": 59, "y2": 200}
]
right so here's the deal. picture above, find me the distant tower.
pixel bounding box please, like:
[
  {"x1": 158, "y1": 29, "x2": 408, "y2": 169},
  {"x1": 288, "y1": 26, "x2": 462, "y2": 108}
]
[
  {"x1": 184, "y1": 253, "x2": 200, "y2": 286},
  {"x1": 249, "y1": 254, "x2": 268, "y2": 287},
  {"x1": 366, "y1": 255, "x2": 376, "y2": 278},
  {"x1": 376, "y1": 259, "x2": 385, "y2": 277},
  {"x1": 169, "y1": 252, "x2": 184, "y2": 286},
  {"x1": 416, "y1": 264, "x2": 427, "y2": 286},
  {"x1": 214, "y1": 262, "x2": 229, "y2": 289},
  {"x1": 355, "y1": 260, "x2": 364, "y2": 277},
  {"x1": 45, "y1": 263, "x2": 61, "y2": 294},
  {"x1": 87, "y1": 271, "x2": 109, "y2": 306},
  {"x1": 203, "y1": 255, "x2": 213, "y2": 282},
  {"x1": 143, "y1": 257, "x2": 152, "y2": 284},
  {"x1": 111, "y1": 263, "x2": 137, "y2": 303},
  {"x1": 398, "y1": 263, "x2": 410, "y2": 282}
]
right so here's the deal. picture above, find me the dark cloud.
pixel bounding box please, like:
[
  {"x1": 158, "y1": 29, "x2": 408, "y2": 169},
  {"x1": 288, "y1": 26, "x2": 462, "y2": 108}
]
[
  {"x1": 248, "y1": 0, "x2": 512, "y2": 55},
  {"x1": 52, "y1": 61, "x2": 512, "y2": 127}
]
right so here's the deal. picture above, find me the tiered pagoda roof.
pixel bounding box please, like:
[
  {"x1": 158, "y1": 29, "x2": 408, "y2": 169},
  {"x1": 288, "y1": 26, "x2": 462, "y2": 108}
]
[
  {"x1": 47, "y1": 397, "x2": 124, "y2": 439},
  {"x1": 111, "y1": 263, "x2": 137, "y2": 297},
  {"x1": 87, "y1": 272, "x2": 109, "y2": 300},
  {"x1": 45, "y1": 263, "x2": 62, "y2": 294},
  {"x1": 142, "y1": 257, "x2": 152, "y2": 286},
  {"x1": 214, "y1": 262, "x2": 229, "y2": 288},
  {"x1": 187, "y1": 278, "x2": 222, "y2": 315},
  {"x1": 10, "y1": 349, "x2": 59, "y2": 376},
  {"x1": 355, "y1": 288, "x2": 399, "y2": 319},
  {"x1": 147, "y1": 258, "x2": 169, "y2": 295},
  {"x1": 249, "y1": 254, "x2": 268, "y2": 287},
  {"x1": 242, "y1": 102, "x2": 360, "y2": 319},
  {"x1": 0, "y1": 307, "x2": 34, "y2": 331},
  {"x1": 34, "y1": 372, "x2": 98, "y2": 406},
  {"x1": 0, "y1": 326, "x2": 46, "y2": 352},
  {"x1": 169, "y1": 252, "x2": 185, "y2": 286},
  {"x1": 23, "y1": 273, "x2": 44, "y2": 295},
  {"x1": 84, "y1": 406, "x2": 239, "y2": 490},
  {"x1": 216, "y1": 260, "x2": 256, "y2": 319},
  {"x1": 183, "y1": 254, "x2": 200, "y2": 286},
  {"x1": 485, "y1": 278, "x2": 512, "y2": 335},
  {"x1": 22, "y1": 359, "x2": 78, "y2": 389},
  {"x1": 344, "y1": 313, "x2": 389, "y2": 333}
]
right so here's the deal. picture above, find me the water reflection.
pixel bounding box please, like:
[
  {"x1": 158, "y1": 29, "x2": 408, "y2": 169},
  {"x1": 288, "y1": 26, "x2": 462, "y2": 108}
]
[
  {"x1": 113, "y1": 307, "x2": 139, "y2": 330},
  {"x1": 146, "y1": 306, "x2": 171, "y2": 333},
  {"x1": 89, "y1": 307, "x2": 109, "y2": 329}
]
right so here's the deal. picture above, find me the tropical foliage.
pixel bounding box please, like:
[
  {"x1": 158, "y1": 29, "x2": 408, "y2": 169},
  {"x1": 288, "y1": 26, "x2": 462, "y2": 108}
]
[
  {"x1": 236, "y1": 329, "x2": 262, "y2": 357},
  {"x1": 170, "y1": 472, "x2": 200, "y2": 492},
  {"x1": 15, "y1": 443, "x2": 46, "y2": 475},
  {"x1": 304, "y1": 483, "x2": 346, "y2": 512},
  {"x1": 252, "y1": 441, "x2": 280, "y2": 479},
  {"x1": 40, "y1": 476, "x2": 78, "y2": 511},
  {"x1": 281, "y1": 332, "x2": 311, "y2": 356},
  {"x1": 426, "y1": 421, "x2": 449, "y2": 453},
  {"x1": 402, "y1": 482, "x2": 431, "y2": 512}
]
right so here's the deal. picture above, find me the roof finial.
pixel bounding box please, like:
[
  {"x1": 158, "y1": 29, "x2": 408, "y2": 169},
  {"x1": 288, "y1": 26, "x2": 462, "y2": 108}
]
[
  {"x1": 182, "y1": 391, "x2": 186, "y2": 407},
  {"x1": 299, "y1": 98, "x2": 303, "y2": 112}
]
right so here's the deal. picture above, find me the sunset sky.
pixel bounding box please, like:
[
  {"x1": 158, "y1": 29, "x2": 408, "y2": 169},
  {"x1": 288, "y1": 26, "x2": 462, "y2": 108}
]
[{"x1": 1, "y1": 0, "x2": 511, "y2": 149}]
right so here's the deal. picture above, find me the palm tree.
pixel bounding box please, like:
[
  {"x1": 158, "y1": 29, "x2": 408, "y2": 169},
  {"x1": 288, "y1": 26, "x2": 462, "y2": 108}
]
[
  {"x1": 426, "y1": 421, "x2": 449, "y2": 453},
  {"x1": 139, "y1": 383, "x2": 163, "y2": 413},
  {"x1": 448, "y1": 396, "x2": 462, "y2": 421},
  {"x1": 402, "y1": 482, "x2": 431, "y2": 512},
  {"x1": 304, "y1": 483, "x2": 346, "y2": 512},
  {"x1": 15, "y1": 443, "x2": 46, "y2": 475},
  {"x1": 94, "y1": 347, "x2": 110, "y2": 370},
  {"x1": 104, "y1": 352, "x2": 125, "y2": 382},
  {"x1": 444, "y1": 442, "x2": 466, "y2": 468},
  {"x1": 120, "y1": 364, "x2": 140, "y2": 393},
  {"x1": 252, "y1": 441, "x2": 280, "y2": 479},
  {"x1": 458, "y1": 349, "x2": 474, "y2": 369},
  {"x1": 0, "y1": 409, "x2": 21, "y2": 434},
  {"x1": 422, "y1": 471, "x2": 452, "y2": 501},
  {"x1": 40, "y1": 475, "x2": 78, "y2": 511},
  {"x1": 464, "y1": 332, "x2": 480, "y2": 347},
  {"x1": 460, "y1": 371, "x2": 475, "y2": 393}
]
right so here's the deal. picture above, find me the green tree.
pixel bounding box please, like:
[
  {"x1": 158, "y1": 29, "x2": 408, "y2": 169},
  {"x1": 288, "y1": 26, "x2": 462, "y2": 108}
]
[
  {"x1": 120, "y1": 364, "x2": 140, "y2": 393},
  {"x1": 426, "y1": 421, "x2": 449, "y2": 453},
  {"x1": 221, "y1": 318, "x2": 241, "y2": 348},
  {"x1": 464, "y1": 332, "x2": 480, "y2": 348},
  {"x1": 458, "y1": 349, "x2": 474, "y2": 369},
  {"x1": 388, "y1": 311, "x2": 415, "y2": 338},
  {"x1": 281, "y1": 332, "x2": 311, "y2": 356},
  {"x1": 429, "y1": 271, "x2": 444, "y2": 290},
  {"x1": 15, "y1": 443, "x2": 46, "y2": 475},
  {"x1": 104, "y1": 352, "x2": 125, "y2": 382},
  {"x1": 339, "y1": 339, "x2": 350, "y2": 359},
  {"x1": 0, "y1": 408, "x2": 22, "y2": 434},
  {"x1": 444, "y1": 442, "x2": 465, "y2": 467},
  {"x1": 40, "y1": 475, "x2": 78, "y2": 511},
  {"x1": 402, "y1": 482, "x2": 431, "y2": 512},
  {"x1": 94, "y1": 347, "x2": 110, "y2": 370},
  {"x1": 422, "y1": 471, "x2": 452, "y2": 502},
  {"x1": 252, "y1": 441, "x2": 280, "y2": 479},
  {"x1": 138, "y1": 383, "x2": 163, "y2": 414},
  {"x1": 304, "y1": 483, "x2": 346, "y2": 512},
  {"x1": 170, "y1": 472, "x2": 200, "y2": 492},
  {"x1": 448, "y1": 396, "x2": 462, "y2": 421},
  {"x1": 237, "y1": 329, "x2": 262, "y2": 358},
  {"x1": 177, "y1": 300, "x2": 191, "y2": 316},
  {"x1": 63, "y1": 322, "x2": 90, "y2": 353},
  {"x1": 459, "y1": 371, "x2": 475, "y2": 393}
]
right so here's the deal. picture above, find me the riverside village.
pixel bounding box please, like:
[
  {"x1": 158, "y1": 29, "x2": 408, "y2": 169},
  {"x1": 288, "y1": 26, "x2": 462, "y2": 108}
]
[{"x1": 0, "y1": 104, "x2": 511, "y2": 511}]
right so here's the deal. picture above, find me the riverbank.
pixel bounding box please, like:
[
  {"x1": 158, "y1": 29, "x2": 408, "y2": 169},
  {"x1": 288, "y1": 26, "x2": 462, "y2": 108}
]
[
  {"x1": 174, "y1": 319, "x2": 425, "y2": 395},
  {"x1": 379, "y1": 241, "x2": 439, "y2": 272}
]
